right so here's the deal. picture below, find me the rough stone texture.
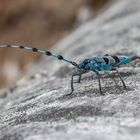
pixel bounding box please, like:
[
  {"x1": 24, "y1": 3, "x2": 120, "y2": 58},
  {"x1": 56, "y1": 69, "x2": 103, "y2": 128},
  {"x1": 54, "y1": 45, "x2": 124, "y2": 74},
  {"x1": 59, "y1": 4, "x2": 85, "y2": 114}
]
[{"x1": 1, "y1": 0, "x2": 140, "y2": 139}]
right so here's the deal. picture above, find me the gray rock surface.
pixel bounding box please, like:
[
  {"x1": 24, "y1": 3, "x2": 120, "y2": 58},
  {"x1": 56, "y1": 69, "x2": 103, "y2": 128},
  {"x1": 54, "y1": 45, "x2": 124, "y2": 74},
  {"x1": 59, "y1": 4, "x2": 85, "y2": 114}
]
[{"x1": 1, "y1": 0, "x2": 140, "y2": 139}]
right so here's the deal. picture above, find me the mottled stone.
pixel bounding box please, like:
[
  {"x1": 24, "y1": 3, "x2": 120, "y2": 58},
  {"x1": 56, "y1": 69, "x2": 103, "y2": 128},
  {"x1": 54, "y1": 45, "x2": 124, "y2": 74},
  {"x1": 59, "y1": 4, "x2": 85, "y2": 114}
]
[{"x1": 1, "y1": 0, "x2": 140, "y2": 140}]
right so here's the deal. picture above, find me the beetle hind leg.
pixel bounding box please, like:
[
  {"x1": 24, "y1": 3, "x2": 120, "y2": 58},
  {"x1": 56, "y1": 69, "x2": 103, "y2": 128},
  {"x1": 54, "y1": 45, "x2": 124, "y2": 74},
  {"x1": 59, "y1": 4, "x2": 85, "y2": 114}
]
[{"x1": 113, "y1": 68, "x2": 126, "y2": 89}]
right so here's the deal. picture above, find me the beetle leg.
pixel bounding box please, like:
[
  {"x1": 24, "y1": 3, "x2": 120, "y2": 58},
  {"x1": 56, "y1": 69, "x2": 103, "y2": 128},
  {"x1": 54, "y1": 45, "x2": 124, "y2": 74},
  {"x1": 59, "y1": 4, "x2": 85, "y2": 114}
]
[
  {"x1": 113, "y1": 68, "x2": 126, "y2": 89},
  {"x1": 74, "y1": 75, "x2": 82, "y2": 83},
  {"x1": 78, "y1": 75, "x2": 82, "y2": 83},
  {"x1": 66, "y1": 75, "x2": 74, "y2": 96},
  {"x1": 106, "y1": 73, "x2": 119, "y2": 87},
  {"x1": 93, "y1": 70, "x2": 104, "y2": 95}
]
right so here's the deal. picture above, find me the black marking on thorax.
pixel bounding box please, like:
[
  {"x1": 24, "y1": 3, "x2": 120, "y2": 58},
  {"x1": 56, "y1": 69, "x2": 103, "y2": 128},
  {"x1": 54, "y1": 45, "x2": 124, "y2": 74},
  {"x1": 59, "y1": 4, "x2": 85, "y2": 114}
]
[{"x1": 103, "y1": 57, "x2": 109, "y2": 64}]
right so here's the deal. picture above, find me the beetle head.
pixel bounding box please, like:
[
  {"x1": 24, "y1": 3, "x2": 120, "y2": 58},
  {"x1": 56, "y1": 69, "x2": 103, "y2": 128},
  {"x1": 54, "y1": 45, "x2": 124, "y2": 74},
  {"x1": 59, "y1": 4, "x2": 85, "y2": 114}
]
[{"x1": 72, "y1": 59, "x2": 90, "y2": 76}]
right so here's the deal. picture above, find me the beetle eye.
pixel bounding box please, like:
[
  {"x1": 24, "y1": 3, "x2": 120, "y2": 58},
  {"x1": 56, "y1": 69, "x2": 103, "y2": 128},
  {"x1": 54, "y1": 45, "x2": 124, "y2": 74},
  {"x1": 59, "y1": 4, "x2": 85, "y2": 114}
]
[{"x1": 83, "y1": 59, "x2": 89, "y2": 64}]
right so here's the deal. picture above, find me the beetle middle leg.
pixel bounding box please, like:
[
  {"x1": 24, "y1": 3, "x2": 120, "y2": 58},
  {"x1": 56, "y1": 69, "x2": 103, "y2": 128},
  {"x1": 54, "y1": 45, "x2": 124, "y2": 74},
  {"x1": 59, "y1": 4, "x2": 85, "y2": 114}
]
[
  {"x1": 74, "y1": 75, "x2": 82, "y2": 83},
  {"x1": 105, "y1": 72, "x2": 119, "y2": 87},
  {"x1": 93, "y1": 70, "x2": 104, "y2": 95}
]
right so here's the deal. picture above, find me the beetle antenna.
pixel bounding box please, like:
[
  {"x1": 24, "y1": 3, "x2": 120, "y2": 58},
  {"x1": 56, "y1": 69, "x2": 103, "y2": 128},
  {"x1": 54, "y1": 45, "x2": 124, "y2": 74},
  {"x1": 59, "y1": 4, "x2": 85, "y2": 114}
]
[{"x1": 0, "y1": 45, "x2": 78, "y2": 67}]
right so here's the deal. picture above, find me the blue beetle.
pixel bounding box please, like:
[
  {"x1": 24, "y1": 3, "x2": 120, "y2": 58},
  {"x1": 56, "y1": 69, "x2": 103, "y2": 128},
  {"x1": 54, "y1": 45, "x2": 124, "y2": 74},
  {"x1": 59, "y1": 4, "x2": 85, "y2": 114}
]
[
  {"x1": 69, "y1": 55, "x2": 139, "y2": 95},
  {"x1": 0, "y1": 45, "x2": 139, "y2": 95}
]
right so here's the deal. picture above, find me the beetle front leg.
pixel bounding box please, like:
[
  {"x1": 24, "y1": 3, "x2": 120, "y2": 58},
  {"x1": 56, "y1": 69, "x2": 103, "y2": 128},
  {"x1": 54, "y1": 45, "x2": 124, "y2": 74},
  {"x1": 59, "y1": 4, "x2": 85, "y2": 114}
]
[{"x1": 66, "y1": 75, "x2": 75, "y2": 96}]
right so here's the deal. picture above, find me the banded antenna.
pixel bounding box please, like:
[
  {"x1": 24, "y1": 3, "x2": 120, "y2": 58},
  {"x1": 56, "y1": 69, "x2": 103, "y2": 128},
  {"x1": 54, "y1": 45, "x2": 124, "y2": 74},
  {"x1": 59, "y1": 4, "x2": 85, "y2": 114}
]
[{"x1": 0, "y1": 45, "x2": 78, "y2": 67}]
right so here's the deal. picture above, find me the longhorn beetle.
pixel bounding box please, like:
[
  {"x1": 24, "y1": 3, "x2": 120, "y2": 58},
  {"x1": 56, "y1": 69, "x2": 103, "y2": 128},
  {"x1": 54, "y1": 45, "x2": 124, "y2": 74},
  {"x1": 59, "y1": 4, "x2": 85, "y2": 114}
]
[{"x1": 0, "y1": 45, "x2": 139, "y2": 95}]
